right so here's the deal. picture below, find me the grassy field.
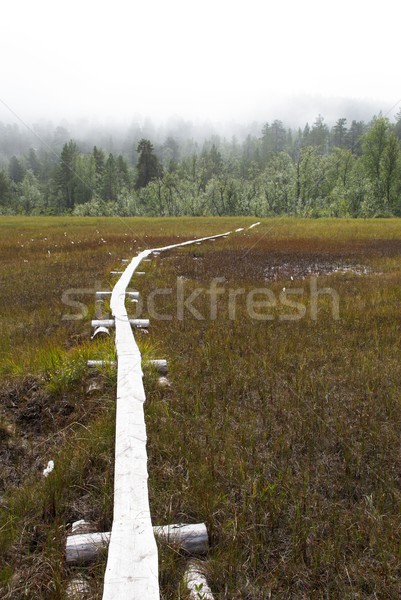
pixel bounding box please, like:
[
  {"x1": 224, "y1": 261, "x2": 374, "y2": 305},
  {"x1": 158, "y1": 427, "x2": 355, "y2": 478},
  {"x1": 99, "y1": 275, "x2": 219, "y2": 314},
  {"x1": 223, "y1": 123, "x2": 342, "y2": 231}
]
[{"x1": 0, "y1": 216, "x2": 400, "y2": 598}]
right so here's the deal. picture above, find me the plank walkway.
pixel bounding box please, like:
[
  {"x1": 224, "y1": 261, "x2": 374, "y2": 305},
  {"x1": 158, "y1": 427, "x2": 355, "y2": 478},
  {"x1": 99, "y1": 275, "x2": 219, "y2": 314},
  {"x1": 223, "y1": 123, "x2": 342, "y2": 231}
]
[{"x1": 102, "y1": 225, "x2": 259, "y2": 599}]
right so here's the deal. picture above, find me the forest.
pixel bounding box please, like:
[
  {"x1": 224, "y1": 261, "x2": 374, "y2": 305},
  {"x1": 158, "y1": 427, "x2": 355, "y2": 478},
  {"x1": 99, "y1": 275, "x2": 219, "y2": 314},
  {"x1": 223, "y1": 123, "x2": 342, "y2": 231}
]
[{"x1": 1, "y1": 112, "x2": 401, "y2": 217}]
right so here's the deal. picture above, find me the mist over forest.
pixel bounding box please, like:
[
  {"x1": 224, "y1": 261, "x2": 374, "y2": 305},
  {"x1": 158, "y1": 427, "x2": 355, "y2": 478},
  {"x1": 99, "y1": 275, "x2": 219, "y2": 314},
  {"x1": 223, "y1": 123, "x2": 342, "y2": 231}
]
[{"x1": 1, "y1": 107, "x2": 401, "y2": 218}]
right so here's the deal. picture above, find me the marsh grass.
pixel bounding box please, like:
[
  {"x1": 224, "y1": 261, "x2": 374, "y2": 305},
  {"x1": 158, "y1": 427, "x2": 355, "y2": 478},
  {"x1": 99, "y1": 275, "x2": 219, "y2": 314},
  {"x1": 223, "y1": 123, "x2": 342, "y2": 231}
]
[{"x1": 0, "y1": 217, "x2": 401, "y2": 597}]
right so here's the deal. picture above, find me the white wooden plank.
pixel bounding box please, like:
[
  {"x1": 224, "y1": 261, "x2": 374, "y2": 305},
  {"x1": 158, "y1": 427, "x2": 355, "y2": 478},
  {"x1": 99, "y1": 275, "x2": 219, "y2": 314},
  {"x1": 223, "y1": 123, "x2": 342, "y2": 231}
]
[
  {"x1": 102, "y1": 228, "x2": 243, "y2": 599},
  {"x1": 103, "y1": 248, "x2": 157, "y2": 600}
]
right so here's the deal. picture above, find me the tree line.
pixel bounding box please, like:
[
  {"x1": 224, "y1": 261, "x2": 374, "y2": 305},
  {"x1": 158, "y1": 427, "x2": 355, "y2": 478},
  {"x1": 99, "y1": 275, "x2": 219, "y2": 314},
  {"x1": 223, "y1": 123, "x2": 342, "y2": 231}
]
[{"x1": 1, "y1": 113, "x2": 401, "y2": 217}]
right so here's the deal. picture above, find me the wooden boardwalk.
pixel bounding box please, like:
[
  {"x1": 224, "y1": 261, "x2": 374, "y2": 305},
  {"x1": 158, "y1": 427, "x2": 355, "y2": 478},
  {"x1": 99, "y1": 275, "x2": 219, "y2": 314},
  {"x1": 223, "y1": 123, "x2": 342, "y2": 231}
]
[{"x1": 102, "y1": 226, "x2": 259, "y2": 598}]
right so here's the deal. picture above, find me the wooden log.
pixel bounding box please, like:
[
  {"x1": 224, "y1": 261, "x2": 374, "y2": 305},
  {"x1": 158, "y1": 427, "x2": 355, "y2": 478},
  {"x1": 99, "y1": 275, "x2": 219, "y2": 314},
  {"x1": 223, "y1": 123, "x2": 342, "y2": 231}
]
[
  {"x1": 183, "y1": 560, "x2": 215, "y2": 600},
  {"x1": 130, "y1": 318, "x2": 149, "y2": 328},
  {"x1": 148, "y1": 359, "x2": 168, "y2": 375},
  {"x1": 95, "y1": 291, "x2": 111, "y2": 299},
  {"x1": 96, "y1": 291, "x2": 139, "y2": 299},
  {"x1": 86, "y1": 380, "x2": 103, "y2": 394},
  {"x1": 91, "y1": 326, "x2": 110, "y2": 339},
  {"x1": 66, "y1": 575, "x2": 91, "y2": 598},
  {"x1": 87, "y1": 360, "x2": 116, "y2": 368},
  {"x1": 91, "y1": 319, "x2": 114, "y2": 327},
  {"x1": 154, "y1": 523, "x2": 209, "y2": 555},
  {"x1": 71, "y1": 520, "x2": 95, "y2": 534},
  {"x1": 127, "y1": 318, "x2": 150, "y2": 329},
  {"x1": 91, "y1": 319, "x2": 149, "y2": 329},
  {"x1": 66, "y1": 532, "x2": 110, "y2": 565},
  {"x1": 66, "y1": 523, "x2": 209, "y2": 565}
]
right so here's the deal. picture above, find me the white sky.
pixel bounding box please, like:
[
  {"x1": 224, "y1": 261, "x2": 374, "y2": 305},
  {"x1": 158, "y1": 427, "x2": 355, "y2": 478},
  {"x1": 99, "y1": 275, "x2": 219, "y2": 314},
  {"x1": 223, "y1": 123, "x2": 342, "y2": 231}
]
[{"x1": 0, "y1": 0, "x2": 400, "y2": 126}]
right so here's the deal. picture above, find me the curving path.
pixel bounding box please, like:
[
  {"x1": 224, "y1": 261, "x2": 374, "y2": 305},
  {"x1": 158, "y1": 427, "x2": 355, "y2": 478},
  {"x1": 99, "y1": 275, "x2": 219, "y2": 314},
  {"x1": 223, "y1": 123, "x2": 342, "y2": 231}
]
[{"x1": 102, "y1": 224, "x2": 260, "y2": 599}]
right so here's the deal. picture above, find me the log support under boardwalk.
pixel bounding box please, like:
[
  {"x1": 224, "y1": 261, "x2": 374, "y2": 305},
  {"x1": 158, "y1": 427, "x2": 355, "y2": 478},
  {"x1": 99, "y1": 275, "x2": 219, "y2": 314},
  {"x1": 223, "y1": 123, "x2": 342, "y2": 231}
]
[
  {"x1": 91, "y1": 326, "x2": 110, "y2": 339},
  {"x1": 149, "y1": 359, "x2": 168, "y2": 374},
  {"x1": 91, "y1": 318, "x2": 149, "y2": 328},
  {"x1": 183, "y1": 560, "x2": 215, "y2": 600},
  {"x1": 66, "y1": 523, "x2": 209, "y2": 565},
  {"x1": 87, "y1": 360, "x2": 116, "y2": 368},
  {"x1": 96, "y1": 291, "x2": 139, "y2": 299}
]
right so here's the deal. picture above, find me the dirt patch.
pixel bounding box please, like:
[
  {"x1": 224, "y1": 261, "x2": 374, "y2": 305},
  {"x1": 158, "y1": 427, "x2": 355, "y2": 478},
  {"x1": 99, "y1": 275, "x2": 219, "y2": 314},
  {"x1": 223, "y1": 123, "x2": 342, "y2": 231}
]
[
  {"x1": 173, "y1": 246, "x2": 372, "y2": 283},
  {"x1": 0, "y1": 377, "x2": 62, "y2": 492},
  {"x1": 0, "y1": 426, "x2": 27, "y2": 491},
  {"x1": 0, "y1": 376, "x2": 75, "y2": 436},
  {"x1": 263, "y1": 261, "x2": 370, "y2": 281},
  {"x1": 0, "y1": 375, "x2": 104, "y2": 496}
]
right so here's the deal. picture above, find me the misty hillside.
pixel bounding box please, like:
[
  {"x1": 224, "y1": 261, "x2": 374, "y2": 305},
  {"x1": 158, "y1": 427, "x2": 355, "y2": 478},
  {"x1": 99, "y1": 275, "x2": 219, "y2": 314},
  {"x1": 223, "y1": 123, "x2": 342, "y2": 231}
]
[{"x1": 1, "y1": 112, "x2": 401, "y2": 218}]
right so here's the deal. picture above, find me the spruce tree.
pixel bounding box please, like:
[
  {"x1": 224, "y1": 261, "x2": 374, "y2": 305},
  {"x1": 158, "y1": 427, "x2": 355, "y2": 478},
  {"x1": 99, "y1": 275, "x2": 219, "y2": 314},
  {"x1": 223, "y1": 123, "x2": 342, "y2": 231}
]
[{"x1": 135, "y1": 139, "x2": 161, "y2": 189}]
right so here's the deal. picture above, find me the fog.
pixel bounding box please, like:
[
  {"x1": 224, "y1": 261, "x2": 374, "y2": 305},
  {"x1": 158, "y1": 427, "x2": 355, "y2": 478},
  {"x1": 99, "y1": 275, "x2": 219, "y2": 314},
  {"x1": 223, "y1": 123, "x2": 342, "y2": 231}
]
[{"x1": 0, "y1": 0, "x2": 399, "y2": 132}]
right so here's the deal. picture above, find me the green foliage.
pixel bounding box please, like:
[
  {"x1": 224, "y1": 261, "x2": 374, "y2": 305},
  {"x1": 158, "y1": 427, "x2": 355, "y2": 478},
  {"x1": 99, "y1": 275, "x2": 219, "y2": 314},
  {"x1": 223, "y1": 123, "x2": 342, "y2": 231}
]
[
  {"x1": 362, "y1": 118, "x2": 401, "y2": 213},
  {"x1": 8, "y1": 155, "x2": 25, "y2": 183},
  {"x1": 332, "y1": 117, "x2": 348, "y2": 148},
  {"x1": 27, "y1": 148, "x2": 41, "y2": 176},
  {"x1": 54, "y1": 140, "x2": 81, "y2": 211},
  {"x1": 18, "y1": 170, "x2": 44, "y2": 214},
  {"x1": 102, "y1": 153, "x2": 118, "y2": 200},
  {"x1": 309, "y1": 114, "x2": 329, "y2": 152},
  {"x1": 135, "y1": 139, "x2": 162, "y2": 190},
  {"x1": 261, "y1": 120, "x2": 287, "y2": 159},
  {"x1": 0, "y1": 170, "x2": 13, "y2": 207},
  {"x1": 0, "y1": 113, "x2": 401, "y2": 217},
  {"x1": 259, "y1": 152, "x2": 296, "y2": 214}
]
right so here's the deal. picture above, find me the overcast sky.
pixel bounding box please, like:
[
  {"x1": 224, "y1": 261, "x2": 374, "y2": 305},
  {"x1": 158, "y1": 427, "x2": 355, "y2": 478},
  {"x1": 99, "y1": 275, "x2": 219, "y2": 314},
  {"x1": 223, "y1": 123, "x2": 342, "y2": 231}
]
[{"x1": 0, "y1": 0, "x2": 399, "y2": 127}]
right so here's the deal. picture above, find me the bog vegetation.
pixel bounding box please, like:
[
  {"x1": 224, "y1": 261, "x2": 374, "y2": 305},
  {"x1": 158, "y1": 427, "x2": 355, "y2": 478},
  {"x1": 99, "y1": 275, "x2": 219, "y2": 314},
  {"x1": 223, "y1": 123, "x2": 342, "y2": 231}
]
[
  {"x1": 0, "y1": 217, "x2": 400, "y2": 598},
  {"x1": 1, "y1": 113, "x2": 401, "y2": 217}
]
